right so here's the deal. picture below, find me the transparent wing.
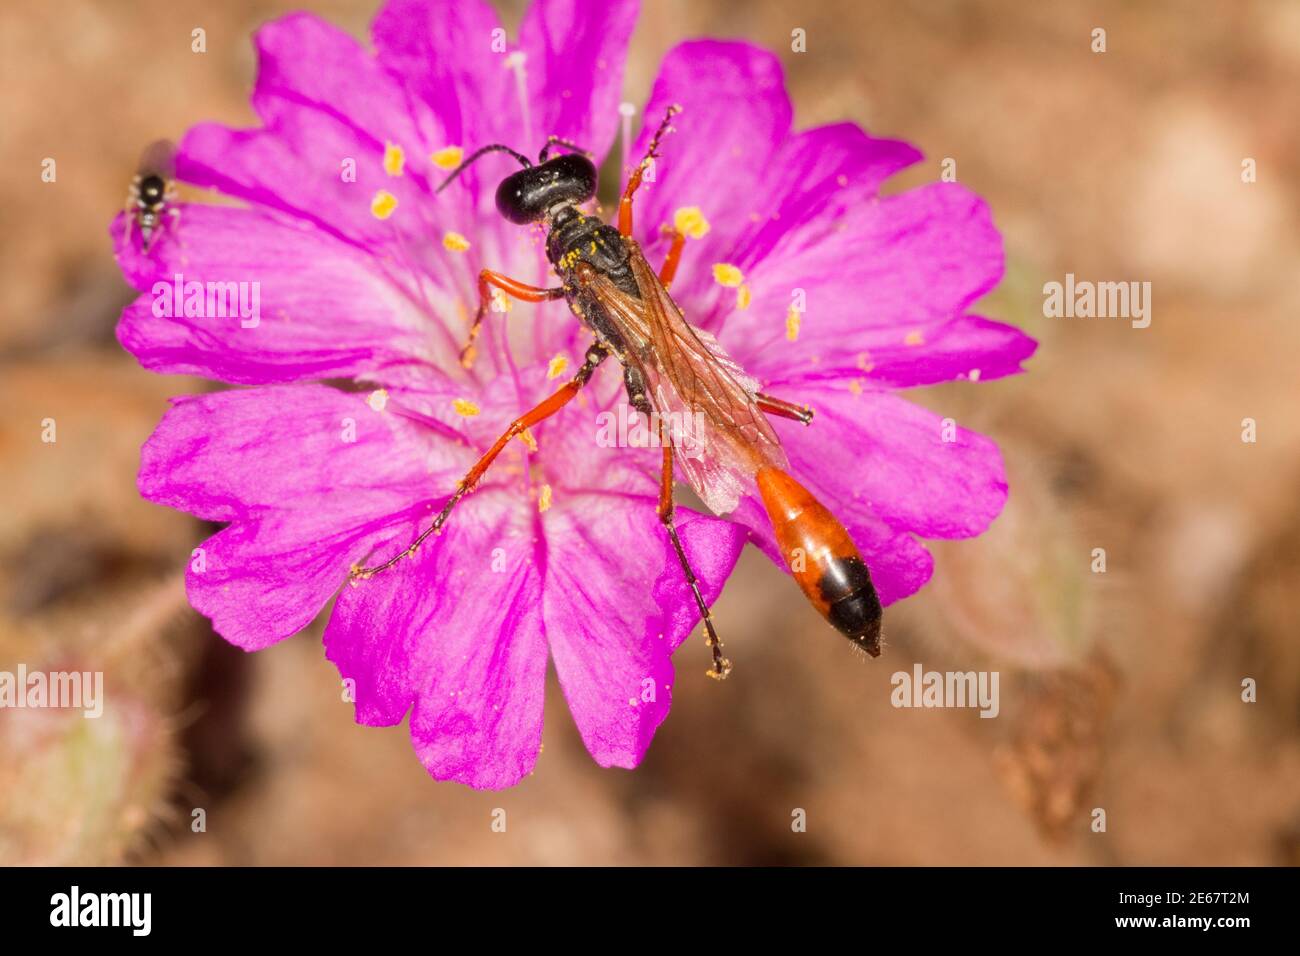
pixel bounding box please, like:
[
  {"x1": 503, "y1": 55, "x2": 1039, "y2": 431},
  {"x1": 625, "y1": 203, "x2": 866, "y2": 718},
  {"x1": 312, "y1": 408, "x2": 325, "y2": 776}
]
[
  {"x1": 585, "y1": 240, "x2": 786, "y2": 515},
  {"x1": 137, "y1": 139, "x2": 177, "y2": 179}
]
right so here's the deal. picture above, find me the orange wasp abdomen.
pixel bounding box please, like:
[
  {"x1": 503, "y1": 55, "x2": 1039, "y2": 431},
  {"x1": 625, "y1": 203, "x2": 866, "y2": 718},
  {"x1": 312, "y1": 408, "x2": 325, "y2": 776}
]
[{"x1": 756, "y1": 466, "x2": 883, "y2": 656}]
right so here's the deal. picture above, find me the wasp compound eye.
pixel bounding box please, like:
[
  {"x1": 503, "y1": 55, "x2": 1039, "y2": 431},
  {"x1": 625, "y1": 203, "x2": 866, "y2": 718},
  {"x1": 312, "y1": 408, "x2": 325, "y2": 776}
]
[{"x1": 496, "y1": 153, "x2": 597, "y2": 224}]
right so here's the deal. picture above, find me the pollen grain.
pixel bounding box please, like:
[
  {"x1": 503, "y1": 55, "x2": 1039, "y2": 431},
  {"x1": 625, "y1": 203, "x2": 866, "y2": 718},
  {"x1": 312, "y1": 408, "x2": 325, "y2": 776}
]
[
  {"x1": 383, "y1": 142, "x2": 405, "y2": 176},
  {"x1": 430, "y1": 146, "x2": 464, "y2": 170},
  {"x1": 370, "y1": 190, "x2": 398, "y2": 220},
  {"x1": 673, "y1": 206, "x2": 711, "y2": 240}
]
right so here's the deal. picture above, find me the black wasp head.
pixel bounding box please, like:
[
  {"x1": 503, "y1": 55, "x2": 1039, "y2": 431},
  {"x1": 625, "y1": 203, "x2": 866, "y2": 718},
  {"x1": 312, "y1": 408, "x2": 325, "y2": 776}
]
[{"x1": 495, "y1": 153, "x2": 596, "y2": 225}]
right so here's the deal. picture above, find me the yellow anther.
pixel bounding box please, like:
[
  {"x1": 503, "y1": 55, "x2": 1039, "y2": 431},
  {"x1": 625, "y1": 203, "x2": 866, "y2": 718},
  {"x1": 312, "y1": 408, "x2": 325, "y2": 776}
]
[
  {"x1": 736, "y1": 284, "x2": 752, "y2": 310},
  {"x1": 442, "y1": 231, "x2": 471, "y2": 252},
  {"x1": 452, "y1": 398, "x2": 480, "y2": 417},
  {"x1": 383, "y1": 142, "x2": 405, "y2": 176},
  {"x1": 537, "y1": 484, "x2": 553, "y2": 513},
  {"x1": 904, "y1": 330, "x2": 925, "y2": 346},
  {"x1": 367, "y1": 388, "x2": 389, "y2": 412},
  {"x1": 785, "y1": 308, "x2": 801, "y2": 341},
  {"x1": 430, "y1": 146, "x2": 464, "y2": 170},
  {"x1": 547, "y1": 354, "x2": 569, "y2": 379},
  {"x1": 673, "y1": 206, "x2": 711, "y2": 240},
  {"x1": 370, "y1": 190, "x2": 398, "y2": 220},
  {"x1": 518, "y1": 428, "x2": 538, "y2": 452},
  {"x1": 711, "y1": 263, "x2": 744, "y2": 287},
  {"x1": 848, "y1": 379, "x2": 863, "y2": 395}
]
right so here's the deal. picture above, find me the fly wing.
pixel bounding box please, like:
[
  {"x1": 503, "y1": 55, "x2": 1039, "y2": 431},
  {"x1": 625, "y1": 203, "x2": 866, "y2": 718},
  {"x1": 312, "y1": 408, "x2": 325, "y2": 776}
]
[
  {"x1": 137, "y1": 139, "x2": 177, "y2": 179},
  {"x1": 585, "y1": 240, "x2": 786, "y2": 515}
]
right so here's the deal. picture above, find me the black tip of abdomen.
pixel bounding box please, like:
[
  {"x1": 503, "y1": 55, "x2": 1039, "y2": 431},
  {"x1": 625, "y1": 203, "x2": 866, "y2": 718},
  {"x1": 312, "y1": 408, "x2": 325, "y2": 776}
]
[
  {"x1": 821, "y1": 556, "x2": 883, "y2": 657},
  {"x1": 829, "y1": 592, "x2": 882, "y2": 656}
]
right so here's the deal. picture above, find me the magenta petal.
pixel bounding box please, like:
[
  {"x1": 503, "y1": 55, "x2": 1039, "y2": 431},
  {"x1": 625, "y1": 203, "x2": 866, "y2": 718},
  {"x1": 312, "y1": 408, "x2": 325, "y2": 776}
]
[
  {"x1": 777, "y1": 381, "x2": 1009, "y2": 539},
  {"x1": 850, "y1": 313, "x2": 1037, "y2": 388},
  {"x1": 666, "y1": 123, "x2": 923, "y2": 324},
  {"x1": 372, "y1": 0, "x2": 513, "y2": 189},
  {"x1": 518, "y1": 0, "x2": 639, "y2": 158},
  {"x1": 720, "y1": 183, "x2": 1006, "y2": 380},
  {"x1": 544, "y1": 494, "x2": 745, "y2": 768},
  {"x1": 142, "y1": 385, "x2": 469, "y2": 649},
  {"x1": 113, "y1": 206, "x2": 447, "y2": 385},
  {"x1": 325, "y1": 492, "x2": 547, "y2": 790},
  {"x1": 178, "y1": 122, "x2": 419, "y2": 252},
  {"x1": 187, "y1": 513, "x2": 380, "y2": 651},
  {"x1": 252, "y1": 12, "x2": 430, "y2": 152},
  {"x1": 733, "y1": 124, "x2": 923, "y2": 264},
  {"x1": 178, "y1": 13, "x2": 441, "y2": 249},
  {"x1": 775, "y1": 314, "x2": 1038, "y2": 390},
  {"x1": 138, "y1": 385, "x2": 465, "y2": 521},
  {"x1": 629, "y1": 41, "x2": 791, "y2": 254}
]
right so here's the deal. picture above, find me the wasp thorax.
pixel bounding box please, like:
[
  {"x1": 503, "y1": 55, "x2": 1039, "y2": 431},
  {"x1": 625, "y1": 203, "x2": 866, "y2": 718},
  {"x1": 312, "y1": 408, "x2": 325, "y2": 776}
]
[
  {"x1": 139, "y1": 175, "x2": 166, "y2": 205},
  {"x1": 495, "y1": 154, "x2": 597, "y2": 224}
]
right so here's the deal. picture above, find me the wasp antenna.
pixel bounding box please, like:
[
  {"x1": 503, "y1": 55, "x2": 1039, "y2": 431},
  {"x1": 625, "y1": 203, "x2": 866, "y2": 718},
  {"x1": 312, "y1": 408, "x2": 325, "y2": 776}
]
[
  {"x1": 436, "y1": 144, "x2": 532, "y2": 194},
  {"x1": 538, "y1": 136, "x2": 592, "y2": 163},
  {"x1": 640, "y1": 105, "x2": 681, "y2": 167}
]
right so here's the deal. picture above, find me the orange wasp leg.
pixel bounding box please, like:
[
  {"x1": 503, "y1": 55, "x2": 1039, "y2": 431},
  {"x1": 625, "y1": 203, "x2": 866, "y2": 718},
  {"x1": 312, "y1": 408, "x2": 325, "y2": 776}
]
[
  {"x1": 460, "y1": 270, "x2": 566, "y2": 369},
  {"x1": 657, "y1": 227, "x2": 686, "y2": 287},
  {"x1": 350, "y1": 344, "x2": 609, "y2": 581},
  {"x1": 618, "y1": 104, "x2": 680, "y2": 238},
  {"x1": 657, "y1": 418, "x2": 731, "y2": 680},
  {"x1": 756, "y1": 393, "x2": 814, "y2": 426}
]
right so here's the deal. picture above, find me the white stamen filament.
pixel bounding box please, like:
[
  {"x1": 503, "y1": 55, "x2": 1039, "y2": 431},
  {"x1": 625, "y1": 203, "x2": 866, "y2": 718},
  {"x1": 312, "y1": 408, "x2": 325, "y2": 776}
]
[
  {"x1": 618, "y1": 101, "x2": 636, "y2": 186},
  {"x1": 505, "y1": 51, "x2": 531, "y2": 150}
]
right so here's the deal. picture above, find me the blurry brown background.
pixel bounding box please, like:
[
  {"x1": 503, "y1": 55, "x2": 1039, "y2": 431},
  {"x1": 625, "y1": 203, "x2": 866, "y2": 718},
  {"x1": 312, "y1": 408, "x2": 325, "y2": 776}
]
[{"x1": 2, "y1": 0, "x2": 1298, "y2": 865}]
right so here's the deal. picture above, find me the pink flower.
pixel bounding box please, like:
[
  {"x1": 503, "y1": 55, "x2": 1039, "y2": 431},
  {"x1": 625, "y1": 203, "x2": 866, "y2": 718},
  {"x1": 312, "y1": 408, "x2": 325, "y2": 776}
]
[{"x1": 111, "y1": 0, "x2": 1035, "y2": 788}]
